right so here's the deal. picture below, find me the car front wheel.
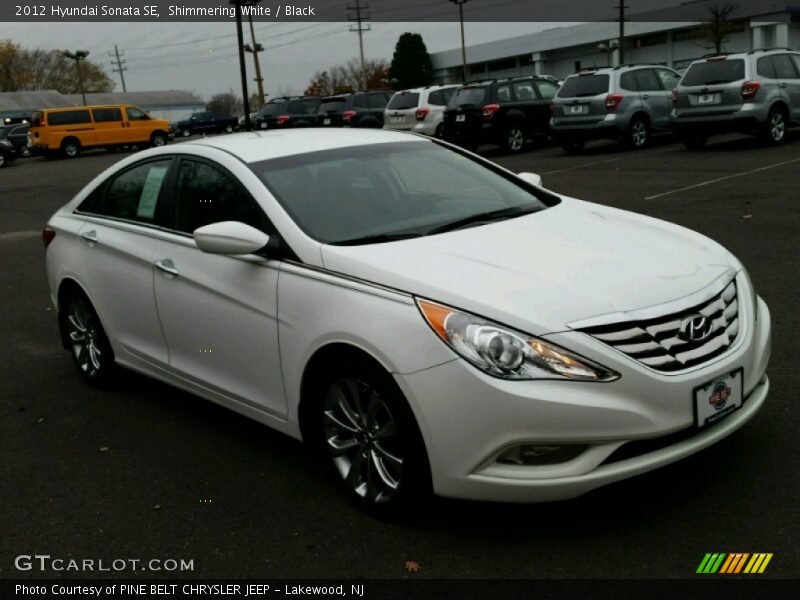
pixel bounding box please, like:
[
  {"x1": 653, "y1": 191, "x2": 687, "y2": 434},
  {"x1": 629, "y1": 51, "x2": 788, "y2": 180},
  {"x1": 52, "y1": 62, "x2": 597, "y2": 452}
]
[
  {"x1": 314, "y1": 356, "x2": 431, "y2": 517},
  {"x1": 151, "y1": 132, "x2": 167, "y2": 147},
  {"x1": 181, "y1": 129, "x2": 192, "y2": 138}
]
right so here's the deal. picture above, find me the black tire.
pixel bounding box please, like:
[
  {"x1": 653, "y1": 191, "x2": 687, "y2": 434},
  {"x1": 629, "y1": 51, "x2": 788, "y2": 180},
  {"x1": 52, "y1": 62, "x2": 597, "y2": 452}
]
[
  {"x1": 434, "y1": 123, "x2": 444, "y2": 139},
  {"x1": 559, "y1": 138, "x2": 586, "y2": 154},
  {"x1": 680, "y1": 134, "x2": 708, "y2": 150},
  {"x1": 150, "y1": 131, "x2": 168, "y2": 148},
  {"x1": 308, "y1": 355, "x2": 431, "y2": 518},
  {"x1": 19, "y1": 146, "x2": 32, "y2": 158},
  {"x1": 760, "y1": 106, "x2": 788, "y2": 146},
  {"x1": 503, "y1": 123, "x2": 526, "y2": 154},
  {"x1": 224, "y1": 124, "x2": 234, "y2": 134},
  {"x1": 625, "y1": 115, "x2": 650, "y2": 150},
  {"x1": 61, "y1": 138, "x2": 80, "y2": 159},
  {"x1": 59, "y1": 291, "x2": 115, "y2": 385}
]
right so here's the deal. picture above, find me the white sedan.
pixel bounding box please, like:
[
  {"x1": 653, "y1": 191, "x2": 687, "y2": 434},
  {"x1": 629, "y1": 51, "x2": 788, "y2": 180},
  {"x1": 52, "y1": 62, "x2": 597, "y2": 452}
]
[{"x1": 44, "y1": 129, "x2": 771, "y2": 515}]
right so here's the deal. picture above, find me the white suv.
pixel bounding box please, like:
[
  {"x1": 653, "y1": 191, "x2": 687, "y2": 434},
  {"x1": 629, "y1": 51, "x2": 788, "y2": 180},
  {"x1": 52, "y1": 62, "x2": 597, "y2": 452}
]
[{"x1": 383, "y1": 85, "x2": 459, "y2": 137}]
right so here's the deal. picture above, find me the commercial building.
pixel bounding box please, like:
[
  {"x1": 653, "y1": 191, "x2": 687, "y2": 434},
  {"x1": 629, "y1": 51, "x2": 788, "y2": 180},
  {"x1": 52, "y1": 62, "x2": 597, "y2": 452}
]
[{"x1": 431, "y1": 2, "x2": 800, "y2": 82}]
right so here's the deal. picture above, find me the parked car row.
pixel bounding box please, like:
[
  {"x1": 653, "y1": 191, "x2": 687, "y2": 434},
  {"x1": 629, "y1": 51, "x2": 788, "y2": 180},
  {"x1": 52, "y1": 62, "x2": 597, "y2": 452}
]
[{"x1": 252, "y1": 91, "x2": 395, "y2": 130}]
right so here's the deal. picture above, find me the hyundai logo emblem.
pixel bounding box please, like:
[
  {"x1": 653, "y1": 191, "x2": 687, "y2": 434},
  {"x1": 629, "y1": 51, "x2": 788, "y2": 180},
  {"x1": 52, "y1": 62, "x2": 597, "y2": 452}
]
[{"x1": 678, "y1": 314, "x2": 713, "y2": 342}]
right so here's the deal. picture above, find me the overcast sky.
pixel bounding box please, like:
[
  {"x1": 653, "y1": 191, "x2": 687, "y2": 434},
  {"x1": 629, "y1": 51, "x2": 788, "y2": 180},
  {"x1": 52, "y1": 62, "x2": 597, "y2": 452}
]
[{"x1": 1, "y1": 22, "x2": 570, "y2": 98}]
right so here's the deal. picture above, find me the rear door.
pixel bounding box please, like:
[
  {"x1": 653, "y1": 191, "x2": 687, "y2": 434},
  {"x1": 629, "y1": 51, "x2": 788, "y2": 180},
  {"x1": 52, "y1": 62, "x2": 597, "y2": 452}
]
[
  {"x1": 772, "y1": 53, "x2": 800, "y2": 121},
  {"x1": 636, "y1": 68, "x2": 671, "y2": 130},
  {"x1": 91, "y1": 107, "x2": 125, "y2": 146},
  {"x1": 552, "y1": 73, "x2": 611, "y2": 126},
  {"x1": 150, "y1": 157, "x2": 286, "y2": 417},
  {"x1": 73, "y1": 158, "x2": 173, "y2": 365}
]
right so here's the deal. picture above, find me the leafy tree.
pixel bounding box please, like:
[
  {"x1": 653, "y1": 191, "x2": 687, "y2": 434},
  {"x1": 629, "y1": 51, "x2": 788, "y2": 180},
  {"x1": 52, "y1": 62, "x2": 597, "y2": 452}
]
[
  {"x1": 389, "y1": 33, "x2": 433, "y2": 90},
  {"x1": 0, "y1": 40, "x2": 114, "y2": 93},
  {"x1": 206, "y1": 93, "x2": 243, "y2": 116}
]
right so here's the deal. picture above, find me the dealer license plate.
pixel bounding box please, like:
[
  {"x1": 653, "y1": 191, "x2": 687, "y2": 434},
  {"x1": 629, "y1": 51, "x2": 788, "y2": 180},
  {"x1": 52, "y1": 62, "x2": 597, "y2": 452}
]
[{"x1": 694, "y1": 368, "x2": 743, "y2": 428}]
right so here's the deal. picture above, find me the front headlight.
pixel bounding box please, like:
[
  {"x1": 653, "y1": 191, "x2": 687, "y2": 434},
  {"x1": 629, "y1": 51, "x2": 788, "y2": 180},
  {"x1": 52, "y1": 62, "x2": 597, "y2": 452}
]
[{"x1": 417, "y1": 299, "x2": 618, "y2": 381}]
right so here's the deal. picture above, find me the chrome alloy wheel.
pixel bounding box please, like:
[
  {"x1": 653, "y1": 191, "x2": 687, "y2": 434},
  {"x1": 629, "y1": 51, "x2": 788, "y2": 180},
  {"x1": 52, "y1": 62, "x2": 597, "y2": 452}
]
[
  {"x1": 507, "y1": 127, "x2": 524, "y2": 152},
  {"x1": 66, "y1": 297, "x2": 103, "y2": 376},
  {"x1": 630, "y1": 119, "x2": 648, "y2": 147},
  {"x1": 770, "y1": 111, "x2": 786, "y2": 142},
  {"x1": 323, "y1": 378, "x2": 404, "y2": 504}
]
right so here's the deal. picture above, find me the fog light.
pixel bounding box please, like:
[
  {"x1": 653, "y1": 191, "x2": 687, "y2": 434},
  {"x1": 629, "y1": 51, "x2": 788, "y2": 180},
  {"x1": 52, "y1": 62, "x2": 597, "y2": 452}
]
[{"x1": 497, "y1": 444, "x2": 587, "y2": 466}]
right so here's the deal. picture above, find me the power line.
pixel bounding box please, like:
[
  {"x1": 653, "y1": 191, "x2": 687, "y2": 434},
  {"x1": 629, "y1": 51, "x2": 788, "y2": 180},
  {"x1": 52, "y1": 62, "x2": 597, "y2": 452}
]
[
  {"x1": 109, "y1": 45, "x2": 128, "y2": 92},
  {"x1": 347, "y1": 1, "x2": 371, "y2": 89}
]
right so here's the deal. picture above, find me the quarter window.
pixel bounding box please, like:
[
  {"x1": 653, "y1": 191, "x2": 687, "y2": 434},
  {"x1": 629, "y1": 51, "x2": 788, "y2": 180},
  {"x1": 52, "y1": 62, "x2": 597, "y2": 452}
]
[
  {"x1": 78, "y1": 159, "x2": 171, "y2": 223},
  {"x1": 534, "y1": 80, "x2": 559, "y2": 100},
  {"x1": 512, "y1": 82, "x2": 535, "y2": 101},
  {"x1": 758, "y1": 56, "x2": 777, "y2": 78},
  {"x1": 771, "y1": 54, "x2": 798, "y2": 79},
  {"x1": 634, "y1": 69, "x2": 662, "y2": 91},
  {"x1": 496, "y1": 85, "x2": 512, "y2": 102},
  {"x1": 173, "y1": 159, "x2": 270, "y2": 234},
  {"x1": 620, "y1": 72, "x2": 639, "y2": 91},
  {"x1": 655, "y1": 69, "x2": 681, "y2": 90}
]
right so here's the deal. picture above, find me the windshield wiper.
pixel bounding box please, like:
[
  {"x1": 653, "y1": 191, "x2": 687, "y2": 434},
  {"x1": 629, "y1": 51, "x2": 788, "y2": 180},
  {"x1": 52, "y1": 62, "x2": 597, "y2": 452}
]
[
  {"x1": 426, "y1": 206, "x2": 541, "y2": 235},
  {"x1": 330, "y1": 232, "x2": 423, "y2": 246}
]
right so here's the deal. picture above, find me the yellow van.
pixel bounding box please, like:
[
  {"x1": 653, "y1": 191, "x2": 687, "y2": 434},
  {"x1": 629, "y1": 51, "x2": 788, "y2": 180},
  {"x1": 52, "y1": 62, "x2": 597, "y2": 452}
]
[{"x1": 29, "y1": 105, "x2": 171, "y2": 158}]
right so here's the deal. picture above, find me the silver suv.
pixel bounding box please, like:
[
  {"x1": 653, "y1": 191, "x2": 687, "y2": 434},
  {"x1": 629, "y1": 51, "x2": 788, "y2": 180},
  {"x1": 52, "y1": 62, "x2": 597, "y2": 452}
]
[
  {"x1": 383, "y1": 85, "x2": 459, "y2": 138},
  {"x1": 550, "y1": 64, "x2": 681, "y2": 153},
  {"x1": 670, "y1": 48, "x2": 800, "y2": 148}
]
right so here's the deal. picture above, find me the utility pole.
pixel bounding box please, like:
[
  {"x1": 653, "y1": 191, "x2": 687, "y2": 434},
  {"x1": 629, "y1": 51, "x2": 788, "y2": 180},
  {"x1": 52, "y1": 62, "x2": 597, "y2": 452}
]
[
  {"x1": 109, "y1": 45, "x2": 128, "y2": 93},
  {"x1": 229, "y1": 0, "x2": 262, "y2": 131},
  {"x1": 245, "y1": 14, "x2": 265, "y2": 106},
  {"x1": 449, "y1": 0, "x2": 471, "y2": 83},
  {"x1": 347, "y1": 1, "x2": 371, "y2": 90},
  {"x1": 616, "y1": 2, "x2": 628, "y2": 65},
  {"x1": 63, "y1": 50, "x2": 90, "y2": 105}
]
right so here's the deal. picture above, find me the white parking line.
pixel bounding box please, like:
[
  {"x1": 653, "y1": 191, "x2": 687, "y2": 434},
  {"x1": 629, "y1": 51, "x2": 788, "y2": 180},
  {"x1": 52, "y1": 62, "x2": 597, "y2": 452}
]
[
  {"x1": 644, "y1": 157, "x2": 800, "y2": 200},
  {"x1": 542, "y1": 157, "x2": 621, "y2": 175}
]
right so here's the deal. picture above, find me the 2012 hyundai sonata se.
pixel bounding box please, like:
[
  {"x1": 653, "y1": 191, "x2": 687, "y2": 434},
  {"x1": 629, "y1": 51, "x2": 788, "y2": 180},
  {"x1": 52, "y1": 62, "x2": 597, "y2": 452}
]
[{"x1": 44, "y1": 129, "x2": 770, "y2": 514}]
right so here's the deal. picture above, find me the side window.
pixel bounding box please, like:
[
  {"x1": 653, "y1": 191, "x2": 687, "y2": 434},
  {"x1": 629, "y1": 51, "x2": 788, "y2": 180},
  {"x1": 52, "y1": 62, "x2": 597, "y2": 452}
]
[
  {"x1": 48, "y1": 110, "x2": 91, "y2": 126},
  {"x1": 634, "y1": 69, "x2": 662, "y2": 91},
  {"x1": 512, "y1": 81, "x2": 535, "y2": 101},
  {"x1": 620, "y1": 72, "x2": 639, "y2": 91},
  {"x1": 757, "y1": 56, "x2": 776, "y2": 79},
  {"x1": 428, "y1": 90, "x2": 445, "y2": 105},
  {"x1": 656, "y1": 69, "x2": 681, "y2": 90},
  {"x1": 353, "y1": 95, "x2": 371, "y2": 109},
  {"x1": 369, "y1": 94, "x2": 389, "y2": 109},
  {"x1": 772, "y1": 54, "x2": 798, "y2": 79},
  {"x1": 174, "y1": 159, "x2": 271, "y2": 235},
  {"x1": 791, "y1": 55, "x2": 800, "y2": 78},
  {"x1": 79, "y1": 159, "x2": 171, "y2": 223},
  {"x1": 126, "y1": 107, "x2": 149, "y2": 121},
  {"x1": 534, "y1": 80, "x2": 559, "y2": 100},
  {"x1": 496, "y1": 85, "x2": 512, "y2": 102},
  {"x1": 92, "y1": 108, "x2": 123, "y2": 123}
]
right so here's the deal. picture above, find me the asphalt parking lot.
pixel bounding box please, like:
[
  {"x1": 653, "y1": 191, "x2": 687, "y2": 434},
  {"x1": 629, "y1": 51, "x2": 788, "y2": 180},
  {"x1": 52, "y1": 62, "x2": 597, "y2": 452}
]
[{"x1": 1, "y1": 132, "x2": 798, "y2": 580}]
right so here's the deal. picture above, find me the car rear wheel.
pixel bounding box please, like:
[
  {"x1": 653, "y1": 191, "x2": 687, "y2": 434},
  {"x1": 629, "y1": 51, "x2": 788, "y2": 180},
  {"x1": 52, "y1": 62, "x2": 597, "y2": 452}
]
[
  {"x1": 181, "y1": 129, "x2": 192, "y2": 138},
  {"x1": 680, "y1": 134, "x2": 708, "y2": 150},
  {"x1": 61, "y1": 138, "x2": 80, "y2": 158},
  {"x1": 313, "y1": 356, "x2": 431, "y2": 517},
  {"x1": 626, "y1": 115, "x2": 650, "y2": 149},
  {"x1": 504, "y1": 125, "x2": 526, "y2": 153},
  {"x1": 761, "y1": 107, "x2": 788, "y2": 145},
  {"x1": 60, "y1": 292, "x2": 115, "y2": 384},
  {"x1": 559, "y1": 138, "x2": 586, "y2": 154},
  {"x1": 19, "y1": 146, "x2": 32, "y2": 158},
  {"x1": 224, "y1": 124, "x2": 234, "y2": 134},
  {"x1": 0, "y1": 153, "x2": 6, "y2": 168}
]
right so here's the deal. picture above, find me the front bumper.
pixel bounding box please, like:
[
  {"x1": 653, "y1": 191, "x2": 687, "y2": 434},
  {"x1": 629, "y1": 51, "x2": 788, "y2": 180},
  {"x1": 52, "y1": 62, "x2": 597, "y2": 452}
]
[{"x1": 395, "y1": 289, "x2": 771, "y2": 503}]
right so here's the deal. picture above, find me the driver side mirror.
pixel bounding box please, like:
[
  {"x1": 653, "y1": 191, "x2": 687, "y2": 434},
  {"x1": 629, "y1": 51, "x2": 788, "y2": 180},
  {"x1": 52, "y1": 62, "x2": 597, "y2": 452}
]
[
  {"x1": 193, "y1": 221, "x2": 270, "y2": 255},
  {"x1": 517, "y1": 172, "x2": 543, "y2": 187}
]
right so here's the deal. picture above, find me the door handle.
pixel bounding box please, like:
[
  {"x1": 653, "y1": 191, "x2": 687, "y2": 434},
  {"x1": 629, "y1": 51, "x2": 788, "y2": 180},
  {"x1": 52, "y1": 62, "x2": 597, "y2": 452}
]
[
  {"x1": 779, "y1": 82, "x2": 788, "y2": 88},
  {"x1": 154, "y1": 259, "x2": 179, "y2": 278},
  {"x1": 80, "y1": 230, "x2": 98, "y2": 245},
  {"x1": 642, "y1": 94, "x2": 650, "y2": 100}
]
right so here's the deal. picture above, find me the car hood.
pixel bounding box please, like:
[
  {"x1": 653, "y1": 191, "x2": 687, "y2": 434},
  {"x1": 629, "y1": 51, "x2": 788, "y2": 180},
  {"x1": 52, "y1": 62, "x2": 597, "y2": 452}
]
[{"x1": 320, "y1": 198, "x2": 738, "y2": 335}]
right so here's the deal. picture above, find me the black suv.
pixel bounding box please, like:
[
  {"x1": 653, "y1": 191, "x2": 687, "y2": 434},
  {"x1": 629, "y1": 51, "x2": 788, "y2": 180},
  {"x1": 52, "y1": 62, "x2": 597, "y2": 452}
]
[
  {"x1": 442, "y1": 76, "x2": 560, "y2": 153},
  {"x1": 315, "y1": 91, "x2": 393, "y2": 128},
  {"x1": 0, "y1": 124, "x2": 31, "y2": 157},
  {"x1": 254, "y1": 96, "x2": 322, "y2": 130}
]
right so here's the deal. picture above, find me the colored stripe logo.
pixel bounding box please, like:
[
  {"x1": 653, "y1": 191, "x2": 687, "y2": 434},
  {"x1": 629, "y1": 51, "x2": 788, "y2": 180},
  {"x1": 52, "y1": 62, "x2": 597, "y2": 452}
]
[{"x1": 697, "y1": 553, "x2": 773, "y2": 574}]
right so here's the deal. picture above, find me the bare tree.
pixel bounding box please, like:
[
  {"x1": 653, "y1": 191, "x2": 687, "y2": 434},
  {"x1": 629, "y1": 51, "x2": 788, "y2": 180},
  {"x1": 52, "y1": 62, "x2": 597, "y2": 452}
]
[
  {"x1": 206, "y1": 93, "x2": 243, "y2": 116},
  {"x1": 306, "y1": 58, "x2": 390, "y2": 95},
  {"x1": 696, "y1": 2, "x2": 740, "y2": 55}
]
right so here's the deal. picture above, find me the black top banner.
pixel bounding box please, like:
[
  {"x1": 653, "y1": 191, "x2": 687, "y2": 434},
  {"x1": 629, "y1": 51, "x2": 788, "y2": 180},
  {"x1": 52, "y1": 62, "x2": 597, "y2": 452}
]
[{"x1": 1, "y1": 0, "x2": 794, "y2": 22}]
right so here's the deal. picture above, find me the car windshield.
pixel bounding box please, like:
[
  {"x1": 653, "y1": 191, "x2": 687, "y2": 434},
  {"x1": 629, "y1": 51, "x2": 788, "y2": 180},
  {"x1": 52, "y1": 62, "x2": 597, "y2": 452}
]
[
  {"x1": 557, "y1": 74, "x2": 610, "y2": 97},
  {"x1": 319, "y1": 99, "x2": 347, "y2": 113},
  {"x1": 448, "y1": 87, "x2": 487, "y2": 108},
  {"x1": 682, "y1": 59, "x2": 745, "y2": 86},
  {"x1": 250, "y1": 141, "x2": 555, "y2": 245},
  {"x1": 387, "y1": 93, "x2": 420, "y2": 110}
]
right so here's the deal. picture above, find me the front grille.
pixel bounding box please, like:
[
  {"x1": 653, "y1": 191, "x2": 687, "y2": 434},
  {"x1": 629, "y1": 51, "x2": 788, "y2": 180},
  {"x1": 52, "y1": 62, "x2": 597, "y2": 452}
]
[{"x1": 580, "y1": 279, "x2": 739, "y2": 372}]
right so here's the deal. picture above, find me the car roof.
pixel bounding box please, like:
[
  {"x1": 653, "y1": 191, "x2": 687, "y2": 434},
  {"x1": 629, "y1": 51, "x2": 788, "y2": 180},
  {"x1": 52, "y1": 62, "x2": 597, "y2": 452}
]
[{"x1": 183, "y1": 128, "x2": 423, "y2": 163}]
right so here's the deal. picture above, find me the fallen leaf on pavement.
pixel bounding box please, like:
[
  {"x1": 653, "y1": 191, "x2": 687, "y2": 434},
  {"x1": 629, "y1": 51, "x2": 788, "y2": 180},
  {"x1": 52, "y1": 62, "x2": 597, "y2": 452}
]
[
  {"x1": 404, "y1": 560, "x2": 422, "y2": 573},
  {"x1": 99, "y1": 446, "x2": 110, "y2": 452}
]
